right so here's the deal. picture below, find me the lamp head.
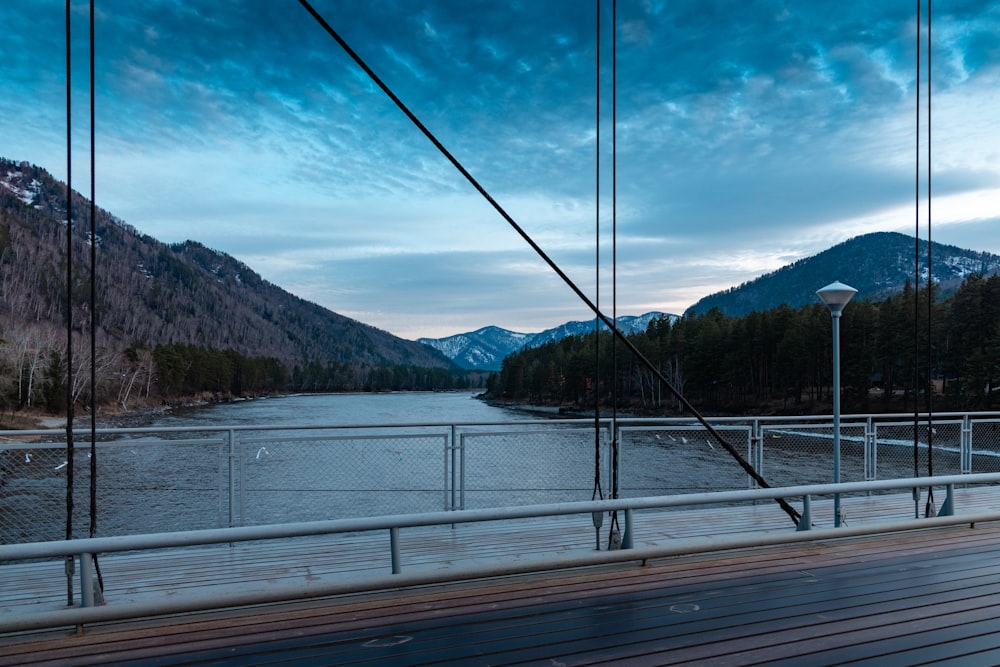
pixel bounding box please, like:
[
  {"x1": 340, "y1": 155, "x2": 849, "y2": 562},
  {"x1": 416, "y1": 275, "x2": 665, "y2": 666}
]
[{"x1": 816, "y1": 281, "x2": 857, "y2": 316}]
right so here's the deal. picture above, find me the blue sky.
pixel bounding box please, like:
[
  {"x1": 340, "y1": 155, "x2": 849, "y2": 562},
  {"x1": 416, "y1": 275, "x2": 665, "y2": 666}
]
[{"x1": 2, "y1": 1, "x2": 999, "y2": 339}]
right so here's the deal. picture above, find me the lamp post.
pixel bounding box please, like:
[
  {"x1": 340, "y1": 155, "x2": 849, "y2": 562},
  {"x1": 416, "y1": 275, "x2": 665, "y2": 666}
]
[{"x1": 817, "y1": 281, "x2": 857, "y2": 528}]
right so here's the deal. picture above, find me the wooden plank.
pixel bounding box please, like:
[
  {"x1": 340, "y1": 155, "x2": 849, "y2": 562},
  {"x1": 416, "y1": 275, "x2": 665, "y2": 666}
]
[{"x1": 5, "y1": 523, "x2": 1000, "y2": 666}]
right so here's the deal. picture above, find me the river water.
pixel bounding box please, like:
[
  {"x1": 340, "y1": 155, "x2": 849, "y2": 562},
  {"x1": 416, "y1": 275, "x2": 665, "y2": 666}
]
[
  {"x1": 152, "y1": 391, "x2": 526, "y2": 428},
  {"x1": 2, "y1": 392, "x2": 575, "y2": 542},
  {"x1": 1, "y1": 392, "x2": 974, "y2": 542}
]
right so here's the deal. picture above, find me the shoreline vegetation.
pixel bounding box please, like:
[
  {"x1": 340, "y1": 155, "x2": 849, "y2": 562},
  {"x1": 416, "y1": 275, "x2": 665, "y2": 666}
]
[
  {"x1": 4, "y1": 276, "x2": 995, "y2": 431},
  {"x1": 6, "y1": 384, "x2": 977, "y2": 434},
  {"x1": 3, "y1": 388, "x2": 500, "y2": 432},
  {"x1": 4, "y1": 392, "x2": 601, "y2": 432},
  {"x1": 2, "y1": 393, "x2": 242, "y2": 431}
]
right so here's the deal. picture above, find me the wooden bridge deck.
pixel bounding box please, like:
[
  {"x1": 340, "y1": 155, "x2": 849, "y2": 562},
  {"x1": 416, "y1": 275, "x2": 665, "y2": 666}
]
[{"x1": 2, "y1": 488, "x2": 1000, "y2": 665}]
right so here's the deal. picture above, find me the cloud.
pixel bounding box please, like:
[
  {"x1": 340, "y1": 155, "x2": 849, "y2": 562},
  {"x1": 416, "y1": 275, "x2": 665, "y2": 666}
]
[{"x1": 2, "y1": 0, "x2": 999, "y2": 340}]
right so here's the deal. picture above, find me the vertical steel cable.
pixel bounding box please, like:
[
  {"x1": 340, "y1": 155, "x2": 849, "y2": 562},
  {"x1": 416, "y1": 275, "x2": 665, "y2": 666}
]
[
  {"x1": 605, "y1": 0, "x2": 621, "y2": 547},
  {"x1": 608, "y1": 0, "x2": 624, "y2": 548},
  {"x1": 912, "y1": 0, "x2": 921, "y2": 517},
  {"x1": 592, "y1": 0, "x2": 603, "y2": 502},
  {"x1": 610, "y1": 0, "x2": 618, "y2": 503},
  {"x1": 925, "y1": 0, "x2": 935, "y2": 513},
  {"x1": 89, "y1": 0, "x2": 98, "y2": 539},
  {"x1": 88, "y1": 0, "x2": 104, "y2": 590},
  {"x1": 913, "y1": 0, "x2": 935, "y2": 516},
  {"x1": 64, "y1": 0, "x2": 76, "y2": 605}
]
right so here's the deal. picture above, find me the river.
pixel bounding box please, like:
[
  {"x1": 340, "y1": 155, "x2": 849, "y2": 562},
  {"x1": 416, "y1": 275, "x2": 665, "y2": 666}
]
[
  {"x1": 151, "y1": 391, "x2": 526, "y2": 428},
  {"x1": 2, "y1": 392, "x2": 968, "y2": 543}
]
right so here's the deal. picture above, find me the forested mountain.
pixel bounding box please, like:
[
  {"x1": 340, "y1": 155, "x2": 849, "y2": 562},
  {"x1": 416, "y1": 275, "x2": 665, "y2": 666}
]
[
  {"x1": 0, "y1": 158, "x2": 461, "y2": 413},
  {"x1": 687, "y1": 232, "x2": 1000, "y2": 317},
  {"x1": 420, "y1": 312, "x2": 673, "y2": 371},
  {"x1": 492, "y1": 275, "x2": 1000, "y2": 415}
]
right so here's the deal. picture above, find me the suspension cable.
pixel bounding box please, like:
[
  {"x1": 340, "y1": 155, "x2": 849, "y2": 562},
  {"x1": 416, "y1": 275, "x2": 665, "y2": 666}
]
[
  {"x1": 913, "y1": 0, "x2": 921, "y2": 517},
  {"x1": 64, "y1": 0, "x2": 76, "y2": 606},
  {"x1": 592, "y1": 0, "x2": 603, "y2": 502},
  {"x1": 608, "y1": 0, "x2": 621, "y2": 545},
  {"x1": 913, "y1": 0, "x2": 935, "y2": 518},
  {"x1": 611, "y1": 0, "x2": 619, "y2": 499},
  {"x1": 88, "y1": 0, "x2": 104, "y2": 590},
  {"x1": 925, "y1": 0, "x2": 935, "y2": 514},
  {"x1": 88, "y1": 0, "x2": 97, "y2": 538},
  {"x1": 296, "y1": 0, "x2": 801, "y2": 525}
]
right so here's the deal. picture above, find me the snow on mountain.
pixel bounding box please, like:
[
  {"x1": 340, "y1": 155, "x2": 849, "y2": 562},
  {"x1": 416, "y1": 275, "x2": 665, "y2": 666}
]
[
  {"x1": 1, "y1": 165, "x2": 43, "y2": 207},
  {"x1": 685, "y1": 232, "x2": 1000, "y2": 318},
  {"x1": 420, "y1": 312, "x2": 675, "y2": 371}
]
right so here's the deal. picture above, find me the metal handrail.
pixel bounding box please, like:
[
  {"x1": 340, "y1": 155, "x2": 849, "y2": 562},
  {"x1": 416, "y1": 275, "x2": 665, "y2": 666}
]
[
  {"x1": 3, "y1": 472, "x2": 1000, "y2": 633},
  {"x1": 3, "y1": 409, "x2": 997, "y2": 438}
]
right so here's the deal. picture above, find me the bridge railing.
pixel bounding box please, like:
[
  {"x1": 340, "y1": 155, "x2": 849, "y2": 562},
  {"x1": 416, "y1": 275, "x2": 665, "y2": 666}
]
[
  {"x1": 4, "y1": 472, "x2": 1000, "y2": 634},
  {"x1": 2, "y1": 411, "x2": 999, "y2": 543}
]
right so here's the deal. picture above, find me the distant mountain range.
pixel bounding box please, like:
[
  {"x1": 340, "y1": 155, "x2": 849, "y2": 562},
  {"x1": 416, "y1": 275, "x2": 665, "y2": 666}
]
[
  {"x1": 419, "y1": 312, "x2": 673, "y2": 371},
  {"x1": 425, "y1": 231, "x2": 1000, "y2": 371},
  {"x1": 686, "y1": 231, "x2": 1000, "y2": 318},
  {"x1": 7, "y1": 157, "x2": 998, "y2": 385}
]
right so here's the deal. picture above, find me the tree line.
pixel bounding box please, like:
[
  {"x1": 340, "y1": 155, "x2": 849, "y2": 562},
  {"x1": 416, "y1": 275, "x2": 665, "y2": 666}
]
[
  {"x1": 0, "y1": 331, "x2": 477, "y2": 419},
  {"x1": 491, "y1": 274, "x2": 1000, "y2": 415}
]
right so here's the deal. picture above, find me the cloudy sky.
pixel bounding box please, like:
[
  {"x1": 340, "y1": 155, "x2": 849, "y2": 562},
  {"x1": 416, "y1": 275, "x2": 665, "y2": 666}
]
[{"x1": 2, "y1": 1, "x2": 999, "y2": 339}]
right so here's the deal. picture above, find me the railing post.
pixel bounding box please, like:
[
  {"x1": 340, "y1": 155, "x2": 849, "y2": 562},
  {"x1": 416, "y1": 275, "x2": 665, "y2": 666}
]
[
  {"x1": 460, "y1": 430, "x2": 466, "y2": 511},
  {"x1": 390, "y1": 527, "x2": 401, "y2": 574},
  {"x1": 606, "y1": 422, "x2": 614, "y2": 496},
  {"x1": 450, "y1": 425, "x2": 457, "y2": 512},
  {"x1": 961, "y1": 415, "x2": 973, "y2": 474},
  {"x1": 228, "y1": 429, "x2": 238, "y2": 528},
  {"x1": 864, "y1": 416, "x2": 876, "y2": 485},
  {"x1": 614, "y1": 423, "x2": 622, "y2": 497},
  {"x1": 939, "y1": 484, "x2": 955, "y2": 517},
  {"x1": 750, "y1": 420, "x2": 762, "y2": 492},
  {"x1": 796, "y1": 495, "x2": 812, "y2": 531},
  {"x1": 444, "y1": 430, "x2": 452, "y2": 512},
  {"x1": 622, "y1": 508, "x2": 634, "y2": 549},
  {"x1": 79, "y1": 552, "x2": 94, "y2": 607},
  {"x1": 591, "y1": 511, "x2": 604, "y2": 550}
]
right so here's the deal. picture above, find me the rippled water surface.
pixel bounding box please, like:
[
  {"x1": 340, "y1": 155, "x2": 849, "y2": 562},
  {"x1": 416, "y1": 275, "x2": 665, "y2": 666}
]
[{"x1": 2, "y1": 393, "x2": 976, "y2": 542}]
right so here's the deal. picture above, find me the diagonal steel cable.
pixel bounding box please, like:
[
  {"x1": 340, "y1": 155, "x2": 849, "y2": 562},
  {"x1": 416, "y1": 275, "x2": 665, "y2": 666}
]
[{"x1": 296, "y1": 0, "x2": 801, "y2": 525}]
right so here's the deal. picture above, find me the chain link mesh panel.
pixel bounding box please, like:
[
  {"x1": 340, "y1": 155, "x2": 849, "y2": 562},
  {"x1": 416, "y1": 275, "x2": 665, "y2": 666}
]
[
  {"x1": 971, "y1": 418, "x2": 1000, "y2": 474},
  {"x1": 240, "y1": 432, "x2": 448, "y2": 524},
  {"x1": 459, "y1": 427, "x2": 600, "y2": 509},
  {"x1": 0, "y1": 442, "x2": 71, "y2": 544},
  {"x1": 760, "y1": 422, "x2": 867, "y2": 488},
  {"x1": 5, "y1": 414, "x2": 1000, "y2": 545},
  {"x1": 618, "y1": 426, "x2": 752, "y2": 496},
  {"x1": 872, "y1": 420, "x2": 963, "y2": 479},
  {"x1": 0, "y1": 435, "x2": 227, "y2": 544}
]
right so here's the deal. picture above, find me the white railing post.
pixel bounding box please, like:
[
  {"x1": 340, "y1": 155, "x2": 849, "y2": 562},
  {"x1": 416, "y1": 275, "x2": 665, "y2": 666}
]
[
  {"x1": 444, "y1": 428, "x2": 453, "y2": 511},
  {"x1": 961, "y1": 414, "x2": 973, "y2": 474},
  {"x1": 390, "y1": 527, "x2": 401, "y2": 574},
  {"x1": 228, "y1": 429, "x2": 239, "y2": 528},
  {"x1": 750, "y1": 420, "x2": 762, "y2": 490},
  {"x1": 865, "y1": 416, "x2": 876, "y2": 484},
  {"x1": 460, "y1": 429, "x2": 466, "y2": 511}
]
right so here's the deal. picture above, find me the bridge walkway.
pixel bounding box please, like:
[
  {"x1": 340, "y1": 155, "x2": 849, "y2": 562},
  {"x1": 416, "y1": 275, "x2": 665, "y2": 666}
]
[{"x1": 2, "y1": 487, "x2": 999, "y2": 665}]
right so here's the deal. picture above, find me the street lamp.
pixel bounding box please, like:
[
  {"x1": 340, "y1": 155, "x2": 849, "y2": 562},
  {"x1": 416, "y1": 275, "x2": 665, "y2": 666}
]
[{"x1": 817, "y1": 281, "x2": 857, "y2": 528}]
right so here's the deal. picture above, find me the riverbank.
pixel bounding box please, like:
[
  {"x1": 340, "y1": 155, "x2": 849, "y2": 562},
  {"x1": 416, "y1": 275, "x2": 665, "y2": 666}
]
[
  {"x1": 6, "y1": 389, "x2": 483, "y2": 432},
  {"x1": 1, "y1": 396, "x2": 217, "y2": 431},
  {"x1": 476, "y1": 394, "x2": 616, "y2": 419}
]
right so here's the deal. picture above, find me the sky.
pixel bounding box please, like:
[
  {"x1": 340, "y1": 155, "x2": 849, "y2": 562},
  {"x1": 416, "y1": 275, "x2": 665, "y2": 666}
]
[{"x1": 1, "y1": 1, "x2": 999, "y2": 340}]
